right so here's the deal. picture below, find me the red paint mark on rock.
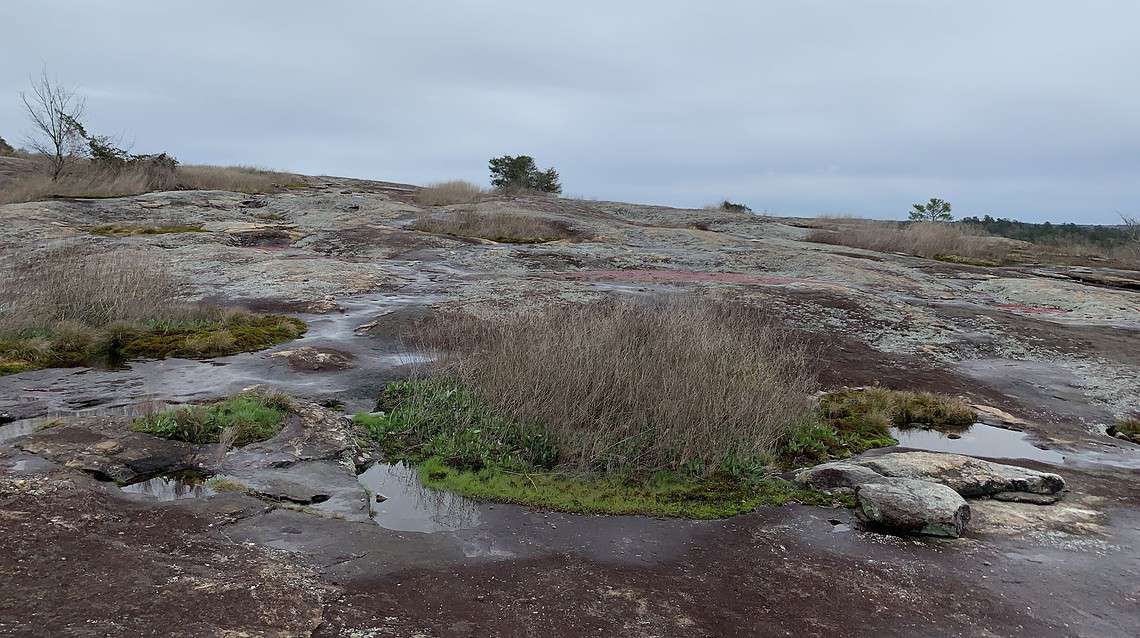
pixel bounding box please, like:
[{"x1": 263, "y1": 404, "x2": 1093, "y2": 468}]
[
  {"x1": 996, "y1": 304, "x2": 1067, "y2": 315},
  {"x1": 557, "y1": 269, "x2": 805, "y2": 286}
]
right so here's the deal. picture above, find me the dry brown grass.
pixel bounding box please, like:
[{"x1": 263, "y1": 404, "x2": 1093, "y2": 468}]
[
  {"x1": 415, "y1": 180, "x2": 487, "y2": 206},
  {"x1": 411, "y1": 209, "x2": 575, "y2": 243},
  {"x1": 414, "y1": 297, "x2": 819, "y2": 472},
  {"x1": 0, "y1": 248, "x2": 182, "y2": 331},
  {"x1": 175, "y1": 164, "x2": 299, "y2": 193},
  {"x1": 808, "y1": 220, "x2": 1012, "y2": 265},
  {"x1": 0, "y1": 160, "x2": 298, "y2": 204}
]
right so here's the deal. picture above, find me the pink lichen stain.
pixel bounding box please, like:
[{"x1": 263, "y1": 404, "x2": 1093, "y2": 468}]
[{"x1": 557, "y1": 269, "x2": 804, "y2": 286}]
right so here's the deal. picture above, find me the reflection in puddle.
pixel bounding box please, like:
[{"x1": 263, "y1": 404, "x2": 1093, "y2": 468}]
[
  {"x1": 120, "y1": 471, "x2": 216, "y2": 501},
  {"x1": 891, "y1": 423, "x2": 1065, "y2": 464},
  {"x1": 0, "y1": 418, "x2": 57, "y2": 445},
  {"x1": 0, "y1": 401, "x2": 172, "y2": 446},
  {"x1": 357, "y1": 463, "x2": 480, "y2": 533}
]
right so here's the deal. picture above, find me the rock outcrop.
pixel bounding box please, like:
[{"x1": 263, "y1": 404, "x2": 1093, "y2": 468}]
[
  {"x1": 853, "y1": 451, "x2": 1065, "y2": 498},
  {"x1": 796, "y1": 451, "x2": 1067, "y2": 538}
]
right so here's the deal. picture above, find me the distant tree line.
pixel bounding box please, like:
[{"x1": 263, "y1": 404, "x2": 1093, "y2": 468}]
[{"x1": 958, "y1": 214, "x2": 1135, "y2": 248}]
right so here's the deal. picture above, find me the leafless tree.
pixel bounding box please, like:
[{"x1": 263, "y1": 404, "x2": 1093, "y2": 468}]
[
  {"x1": 21, "y1": 68, "x2": 86, "y2": 180},
  {"x1": 1122, "y1": 213, "x2": 1139, "y2": 243}
]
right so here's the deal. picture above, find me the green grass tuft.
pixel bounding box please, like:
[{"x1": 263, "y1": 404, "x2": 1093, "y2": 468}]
[
  {"x1": 132, "y1": 392, "x2": 290, "y2": 446},
  {"x1": 356, "y1": 379, "x2": 558, "y2": 471}
]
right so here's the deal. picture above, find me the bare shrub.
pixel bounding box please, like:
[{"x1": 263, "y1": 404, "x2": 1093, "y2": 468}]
[
  {"x1": 174, "y1": 165, "x2": 297, "y2": 193},
  {"x1": 415, "y1": 180, "x2": 487, "y2": 206},
  {"x1": 808, "y1": 221, "x2": 1011, "y2": 264},
  {"x1": 411, "y1": 209, "x2": 574, "y2": 243},
  {"x1": 415, "y1": 297, "x2": 819, "y2": 473}
]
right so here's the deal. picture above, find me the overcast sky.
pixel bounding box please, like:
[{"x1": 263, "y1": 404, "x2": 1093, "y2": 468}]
[{"x1": 2, "y1": 1, "x2": 1137, "y2": 223}]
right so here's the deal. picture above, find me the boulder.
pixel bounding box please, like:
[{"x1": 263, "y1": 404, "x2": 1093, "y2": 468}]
[
  {"x1": 855, "y1": 478, "x2": 970, "y2": 538},
  {"x1": 794, "y1": 462, "x2": 889, "y2": 492},
  {"x1": 854, "y1": 451, "x2": 1064, "y2": 497}
]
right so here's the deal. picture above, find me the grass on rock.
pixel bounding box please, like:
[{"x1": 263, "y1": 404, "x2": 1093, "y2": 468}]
[
  {"x1": 355, "y1": 301, "x2": 973, "y2": 518},
  {"x1": 354, "y1": 298, "x2": 846, "y2": 518},
  {"x1": 355, "y1": 379, "x2": 849, "y2": 519},
  {"x1": 411, "y1": 209, "x2": 574, "y2": 243},
  {"x1": 0, "y1": 248, "x2": 305, "y2": 375},
  {"x1": 0, "y1": 160, "x2": 300, "y2": 204},
  {"x1": 132, "y1": 392, "x2": 290, "y2": 446}
]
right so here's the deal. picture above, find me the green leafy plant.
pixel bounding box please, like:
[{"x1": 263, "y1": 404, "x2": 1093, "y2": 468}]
[{"x1": 132, "y1": 392, "x2": 290, "y2": 446}]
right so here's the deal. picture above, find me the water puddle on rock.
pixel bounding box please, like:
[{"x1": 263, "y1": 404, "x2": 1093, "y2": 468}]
[
  {"x1": 120, "y1": 471, "x2": 216, "y2": 501},
  {"x1": 890, "y1": 423, "x2": 1065, "y2": 464},
  {"x1": 357, "y1": 463, "x2": 480, "y2": 533}
]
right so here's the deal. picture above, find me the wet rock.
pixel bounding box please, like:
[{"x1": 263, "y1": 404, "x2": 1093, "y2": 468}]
[
  {"x1": 794, "y1": 462, "x2": 889, "y2": 492},
  {"x1": 15, "y1": 425, "x2": 195, "y2": 484},
  {"x1": 218, "y1": 399, "x2": 359, "y2": 471},
  {"x1": 854, "y1": 451, "x2": 1065, "y2": 498},
  {"x1": 855, "y1": 478, "x2": 971, "y2": 538},
  {"x1": 269, "y1": 346, "x2": 353, "y2": 372}
]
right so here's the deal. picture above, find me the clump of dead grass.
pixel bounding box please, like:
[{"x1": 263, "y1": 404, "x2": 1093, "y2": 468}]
[
  {"x1": 808, "y1": 221, "x2": 1011, "y2": 265},
  {"x1": 411, "y1": 209, "x2": 575, "y2": 243},
  {"x1": 409, "y1": 297, "x2": 819, "y2": 473},
  {"x1": 415, "y1": 180, "x2": 487, "y2": 206}
]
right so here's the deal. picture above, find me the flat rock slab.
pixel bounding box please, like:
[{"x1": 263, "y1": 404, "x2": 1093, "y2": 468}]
[
  {"x1": 854, "y1": 451, "x2": 1065, "y2": 497},
  {"x1": 855, "y1": 478, "x2": 970, "y2": 538}
]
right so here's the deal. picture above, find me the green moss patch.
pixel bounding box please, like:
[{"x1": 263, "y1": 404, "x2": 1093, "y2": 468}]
[
  {"x1": 90, "y1": 224, "x2": 206, "y2": 236},
  {"x1": 355, "y1": 379, "x2": 844, "y2": 519},
  {"x1": 0, "y1": 313, "x2": 305, "y2": 376},
  {"x1": 777, "y1": 387, "x2": 976, "y2": 466},
  {"x1": 132, "y1": 392, "x2": 290, "y2": 446},
  {"x1": 419, "y1": 457, "x2": 849, "y2": 519}
]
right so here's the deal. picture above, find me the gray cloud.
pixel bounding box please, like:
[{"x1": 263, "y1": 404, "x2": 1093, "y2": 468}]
[{"x1": 2, "y1": 1, "x2": 1137, "y2": 222}]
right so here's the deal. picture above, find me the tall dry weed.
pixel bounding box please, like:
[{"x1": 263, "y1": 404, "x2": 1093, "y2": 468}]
[{"x1": 414, "y1": 297, "x2": 819, "y2": 472}]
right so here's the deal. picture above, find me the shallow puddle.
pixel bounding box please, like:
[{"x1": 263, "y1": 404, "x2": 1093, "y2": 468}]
[
  {"x1": 357, "y1": 462, "x2": 480, "y2": 533},
  {"x1": 120, "y1": 471, "x2": 216, "y2": 501},
  {"x1": 890, "y1": 423, "x2": 1065, "y2": 464}
]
